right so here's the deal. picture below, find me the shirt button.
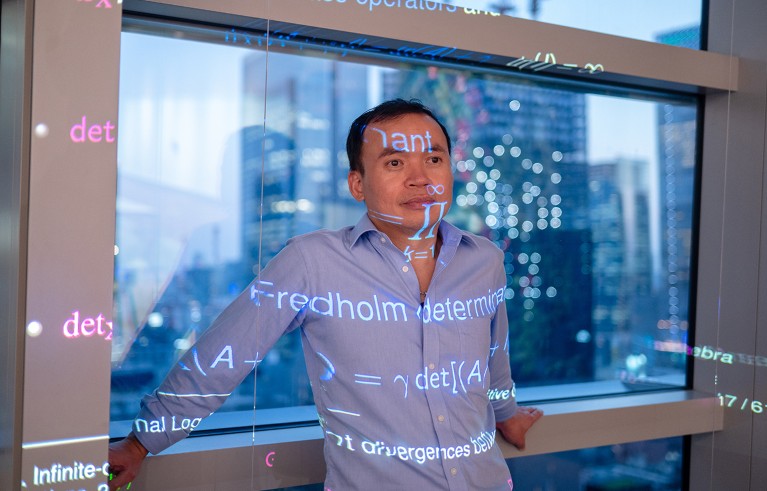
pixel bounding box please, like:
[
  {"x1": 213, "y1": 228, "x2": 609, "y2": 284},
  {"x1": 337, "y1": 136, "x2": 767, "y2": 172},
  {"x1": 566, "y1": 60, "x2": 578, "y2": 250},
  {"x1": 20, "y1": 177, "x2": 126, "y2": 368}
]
[
  {"x1": 428, "y1": 363, "x2": 435, "y2": 370},
  {"x1": 450, "y1": 468, "x2": 457, "y2": 476},
  {"x1": 380, "y1": 237, "x2": 386, "y2": 243},
  {"x1": 437, "y1": 415, "x2": 445, "y2": 422},
  {"x1": 402, "y1": 265, "x2": 409, "y2": 272}
]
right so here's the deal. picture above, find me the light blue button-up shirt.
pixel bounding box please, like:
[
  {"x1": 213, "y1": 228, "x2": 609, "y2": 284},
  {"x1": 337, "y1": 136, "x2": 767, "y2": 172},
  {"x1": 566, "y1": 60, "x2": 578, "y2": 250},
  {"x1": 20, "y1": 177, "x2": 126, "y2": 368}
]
[{"x1": 134, "y1": 214, "x2": 518, "y2": 490}]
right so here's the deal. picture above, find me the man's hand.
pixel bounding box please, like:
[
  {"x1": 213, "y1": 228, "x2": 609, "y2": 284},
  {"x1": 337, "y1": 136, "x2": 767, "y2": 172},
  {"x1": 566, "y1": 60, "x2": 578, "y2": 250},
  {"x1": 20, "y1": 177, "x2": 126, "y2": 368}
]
[
  {"x1": 496, "y1": 406, "x2": 543, "y2": 450},
  {"x1": 108, "y1": 432, "x2": 148, "y2": 491}
]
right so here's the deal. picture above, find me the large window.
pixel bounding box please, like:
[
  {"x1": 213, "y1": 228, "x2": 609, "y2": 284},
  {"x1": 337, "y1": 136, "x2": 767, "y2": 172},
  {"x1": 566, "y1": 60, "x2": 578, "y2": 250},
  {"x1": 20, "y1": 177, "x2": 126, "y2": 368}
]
[
  {"x1": 111, "y1": 15, "x2": 698, "y2": 425},
  {"x1": 361, "y1": 0, "x2": 703, "y2": 47}
]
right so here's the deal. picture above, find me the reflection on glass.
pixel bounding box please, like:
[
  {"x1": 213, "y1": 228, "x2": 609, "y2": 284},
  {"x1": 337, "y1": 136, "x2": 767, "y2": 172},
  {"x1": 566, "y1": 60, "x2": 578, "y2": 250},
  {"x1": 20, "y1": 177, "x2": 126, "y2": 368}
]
[
  {"x1": 112, "y1": 24, "x2": 696, "y2": 422},
  {"x1": 434, "y1": 0, "x2": 701, "y2": 47},
  {"x1": 507, "y1": 437, "x2": 684, "y2": 490}
]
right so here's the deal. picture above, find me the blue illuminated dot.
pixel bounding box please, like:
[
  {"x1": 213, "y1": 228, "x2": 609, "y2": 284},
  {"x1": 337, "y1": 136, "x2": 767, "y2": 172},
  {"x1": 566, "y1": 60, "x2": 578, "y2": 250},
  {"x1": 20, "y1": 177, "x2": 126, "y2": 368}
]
[
  {"x1": 466, "y1": 159, "x2": 476, "y2": 171},
  {"x1": 467, "y1": 194, "x2": 478, "y2": 206},
  {"x1": 509, "y1": 100, "x2": 521, "y2": 111},
  {"x1": 523, "y1": 287, "x2": 532, "y2": 298},
  {"x1": 532, "y1": 163, "x2": 543, "y2": 174},
  {"x1": 489, "y1": 169, "x2": 501, "y2": 180},
  {"x1": 551, "y1": 173, "x2": 562, "y2": 184},
  {"x1": 483, "y1": 156, "x2": 495, "y2": 167},
  {"x1": 456, "y1": 161, "x2": 467, "y2": 172},
  {"x1": 522, "y1": 193, "x2": 533, "y2": 204},
  {"x1": 502, "y1": 134, "x2": 513, "y2": 145},
  {"x1": 473, "y1": 147, "x2": 485, "y2": 158},
  {"x1": 493, "y1": 145, "x2": 505, "y2": 156},
  {"x1": 546, "y1": 287, "x2": 557, "y2": 297},
  {"x1": 523, "y1": 299, "x2": 534, "y2": 310},
  {"x1": 507, "y1": 228, "x2": 519, "y2": 239},
  {"x1": 476, "y1": 171, "x2": 488, "y2": 183},
  {"x1": 551, "y1": 194, "x2": 561, "y2": 205},
  {"x1": 507, "y1": 204, "x2": 519, "y2": 215},
  {"x1": 485, "y1": 215, "x2": 498, "y2": 228},
  {"x1": 552, "y1": 151, "x2": 563, "y2": 162},
  {"x1": 517, "y1": 253, "x2": 529, "y2": 264},
  {"x1": 521, "y1": 159, "x2": 532, "y2": 170},
  {"x1": 456, "y1": 195, "x2": 467, "y2": 207},
  {"x1": 510, "y1": 147, "x2": 521, "y2": 157},
  {"x1": 506, "y1": 216, "x2": 518, "y2": 227},
  {"x1": 485, "y1": 179, "x2": 497, "y2": 191},
  {"x1": 537, "y1": 219, "x2": 548, "y2": 230},
  {"x1": 522, "y1": 221, "x2": 534, "y2": 232},
  {"x1": 550, "y1": 218, "x2": 561, "y2": 228},
  {"x1": 488, "y1": 202, "x2": 499, "y2": 213},
  {"x1": 466, "y1": 182, "x2": 478, "y2": 193}
]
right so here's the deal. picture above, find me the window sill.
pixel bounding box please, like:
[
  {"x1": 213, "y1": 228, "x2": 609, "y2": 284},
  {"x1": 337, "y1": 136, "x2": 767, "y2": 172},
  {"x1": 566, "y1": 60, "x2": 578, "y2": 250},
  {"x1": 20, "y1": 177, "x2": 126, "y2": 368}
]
[{"x1": 128, "y1": 390, "x2": 722, "y2": 490}]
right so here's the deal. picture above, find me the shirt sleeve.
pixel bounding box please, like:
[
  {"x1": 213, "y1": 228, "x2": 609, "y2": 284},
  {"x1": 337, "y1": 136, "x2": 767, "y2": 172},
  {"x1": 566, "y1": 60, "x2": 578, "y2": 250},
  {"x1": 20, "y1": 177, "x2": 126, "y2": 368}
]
[
  {"x1": 487, "y1": 263, "x2": 518, "y2": 423},
  {"x1": 132, "y1": 239, "x2": 310, "y2": 454}
]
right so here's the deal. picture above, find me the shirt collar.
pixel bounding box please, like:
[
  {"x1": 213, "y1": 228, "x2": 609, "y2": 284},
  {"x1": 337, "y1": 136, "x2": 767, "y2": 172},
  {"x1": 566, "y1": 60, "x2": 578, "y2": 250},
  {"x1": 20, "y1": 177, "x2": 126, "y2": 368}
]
[{"x1": 347, "y1": 213, "x2": 479, "y2": 249}]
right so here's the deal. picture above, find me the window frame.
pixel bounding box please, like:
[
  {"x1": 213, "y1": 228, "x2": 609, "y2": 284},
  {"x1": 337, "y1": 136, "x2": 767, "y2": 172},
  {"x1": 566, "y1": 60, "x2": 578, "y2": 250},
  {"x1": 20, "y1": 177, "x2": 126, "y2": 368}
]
[{"x1": 108, "y1": 1, "x2": 727, "y2": 487}]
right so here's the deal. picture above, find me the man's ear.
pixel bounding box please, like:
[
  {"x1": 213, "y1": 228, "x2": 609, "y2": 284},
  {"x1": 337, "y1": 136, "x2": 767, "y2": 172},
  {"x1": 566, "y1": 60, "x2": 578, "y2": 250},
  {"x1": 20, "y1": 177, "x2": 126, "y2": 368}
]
[{"x1": 348, "y1": 170, "x2": 365, "y2": 201}]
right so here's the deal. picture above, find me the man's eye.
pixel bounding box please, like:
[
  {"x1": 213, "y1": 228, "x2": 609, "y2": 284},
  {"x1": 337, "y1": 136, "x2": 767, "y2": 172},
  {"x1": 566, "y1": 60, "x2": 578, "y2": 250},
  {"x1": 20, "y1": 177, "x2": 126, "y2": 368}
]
[
  {"x1": 428, "y1": 156, "x2": 442, "y2": 164},
  {"x1": 388, "y1": 160, "x2": 402, "y2": 167}
]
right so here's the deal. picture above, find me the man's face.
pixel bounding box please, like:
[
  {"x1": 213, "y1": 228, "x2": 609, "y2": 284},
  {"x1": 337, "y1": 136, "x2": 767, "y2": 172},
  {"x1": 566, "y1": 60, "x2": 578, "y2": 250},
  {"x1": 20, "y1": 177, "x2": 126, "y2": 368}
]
[{"x1": 348, "y1": 113, "x2": 453, "y2": 240}]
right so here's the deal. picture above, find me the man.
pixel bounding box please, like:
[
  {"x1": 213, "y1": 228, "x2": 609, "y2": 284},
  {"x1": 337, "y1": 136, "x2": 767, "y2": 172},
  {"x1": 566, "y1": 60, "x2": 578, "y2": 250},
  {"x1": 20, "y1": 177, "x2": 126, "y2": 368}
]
[{"x1": 109, "y1": 99, "x2": 542, "y2": 490}]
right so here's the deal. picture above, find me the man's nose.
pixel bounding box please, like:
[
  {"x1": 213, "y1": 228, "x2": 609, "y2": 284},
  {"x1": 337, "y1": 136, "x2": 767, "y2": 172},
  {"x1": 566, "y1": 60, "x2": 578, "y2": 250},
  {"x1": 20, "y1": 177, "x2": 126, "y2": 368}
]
[{"x1": 405, "y1": 161, "x2": 431, "y2": 186}]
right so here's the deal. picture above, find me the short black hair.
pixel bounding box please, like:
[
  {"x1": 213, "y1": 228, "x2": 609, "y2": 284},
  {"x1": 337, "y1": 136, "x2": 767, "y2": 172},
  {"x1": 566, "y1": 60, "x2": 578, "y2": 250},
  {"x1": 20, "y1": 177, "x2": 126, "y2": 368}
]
[{"x1": 346, "y1": 98, "x2": 452, "y2": 174}]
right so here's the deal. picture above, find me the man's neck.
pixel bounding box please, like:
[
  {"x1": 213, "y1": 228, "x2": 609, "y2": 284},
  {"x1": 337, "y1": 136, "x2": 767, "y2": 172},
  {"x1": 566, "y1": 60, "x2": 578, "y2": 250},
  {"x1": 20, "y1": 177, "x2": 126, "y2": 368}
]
[{"x1": 368, "y1": 213, "x2": 441, "y2": 257}]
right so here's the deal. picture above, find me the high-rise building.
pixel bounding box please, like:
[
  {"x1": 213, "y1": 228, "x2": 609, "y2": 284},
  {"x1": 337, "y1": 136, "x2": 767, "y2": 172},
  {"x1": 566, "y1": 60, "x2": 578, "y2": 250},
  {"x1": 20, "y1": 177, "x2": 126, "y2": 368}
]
[{"x1": 382, "y1": 67, "x2": 594, "y2": 383}]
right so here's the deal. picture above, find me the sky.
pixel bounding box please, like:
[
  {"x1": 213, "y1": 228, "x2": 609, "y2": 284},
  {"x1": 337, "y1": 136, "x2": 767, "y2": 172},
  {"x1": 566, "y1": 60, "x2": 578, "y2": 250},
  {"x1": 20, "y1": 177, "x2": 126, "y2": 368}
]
[{"x1": 447, "y1": 0, "x2": 701, "y2": 42}]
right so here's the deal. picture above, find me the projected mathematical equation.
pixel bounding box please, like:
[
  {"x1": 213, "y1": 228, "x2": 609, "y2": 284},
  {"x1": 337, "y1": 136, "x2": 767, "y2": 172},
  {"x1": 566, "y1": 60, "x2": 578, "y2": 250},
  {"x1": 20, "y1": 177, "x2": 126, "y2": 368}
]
[
  {"x1": 62, "y1": 311, "x2": 113, "y2": 340},
  {"x1": 26, "y1": 460, "x2": 109, "y2": 491},
  {"x1": 69, "y1": 116, "x2": 116, "y2": 143},
  {"x1": 506, "y1": 52, "x2": 605, "y2": 75},
  {"x1": 323, "y1": 427, "x2": 498, "y2": 463},
  {"x1": 393, "y1": 359, "x2": 487, "y2": 399},
  {"x1": 76, "y1": 0, "x2": 114, "y2": 8},
  {"x1": 718, "y1": 393, "x2": 767, "y2": 415},
  {"x1": 133, "y1": 415, "x2": 203, "y2": 433},
  {"x1": 172, "y1": 345, "x2": 261, "y2": 376},
  {"x1": 251, "y1": 282, "x2": 411, "y2": 322}
]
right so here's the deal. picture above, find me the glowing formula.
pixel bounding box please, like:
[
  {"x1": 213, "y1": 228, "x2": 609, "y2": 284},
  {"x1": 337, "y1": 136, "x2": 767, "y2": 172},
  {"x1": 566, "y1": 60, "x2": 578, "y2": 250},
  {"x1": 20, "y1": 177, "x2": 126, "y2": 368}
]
[{"x1": 322, "y1": 428, "x2": 498, "y2": 464}]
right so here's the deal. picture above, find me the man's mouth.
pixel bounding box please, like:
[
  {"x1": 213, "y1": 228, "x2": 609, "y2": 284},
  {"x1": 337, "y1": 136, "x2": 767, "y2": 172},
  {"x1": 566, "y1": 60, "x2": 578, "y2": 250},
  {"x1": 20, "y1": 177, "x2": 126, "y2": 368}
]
[{"x1": 402, "y1": 196, "x2": 435, "y2": 209}]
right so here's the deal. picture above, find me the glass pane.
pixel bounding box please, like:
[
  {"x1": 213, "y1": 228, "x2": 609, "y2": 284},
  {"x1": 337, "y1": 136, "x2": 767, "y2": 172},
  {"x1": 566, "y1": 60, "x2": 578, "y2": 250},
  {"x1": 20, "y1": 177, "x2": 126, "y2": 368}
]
[
  {"x1": 507, "y1": 437, "x2": 684, "y2": 490},
  {"x1": 432, "y1": 0, "x2": 702, "y2": 47},
  {"x1": 112, "y1": 21, "x2": 695, "y2": 424}
]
